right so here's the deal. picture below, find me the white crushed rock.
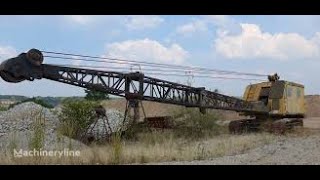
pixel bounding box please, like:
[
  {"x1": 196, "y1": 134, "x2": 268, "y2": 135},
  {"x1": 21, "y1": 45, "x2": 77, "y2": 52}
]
[
  {"x1": 0, "y1": 130, "x2": 86, "y2": 153},
  {"x1": 0, "y1": 102, "x2": 87, "y2": 152},
  {"x1": 0, "y1": 102, "x2": 128, "y2": 152},
  {"x1": 0, "y1": 102, "x2": 59, "y2": 135},
  {"x1": 86, "y1": 109, "x2": 127, "y2": 140}
]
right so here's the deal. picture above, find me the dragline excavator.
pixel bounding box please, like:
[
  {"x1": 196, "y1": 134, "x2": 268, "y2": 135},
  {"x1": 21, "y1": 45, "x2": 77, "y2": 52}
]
[{"x1": 0, "y1": 49, "x2": 305, "y2": 133}]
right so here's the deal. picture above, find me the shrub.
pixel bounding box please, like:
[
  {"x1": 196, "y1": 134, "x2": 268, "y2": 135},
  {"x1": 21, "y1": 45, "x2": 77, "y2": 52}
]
[
  {"x1": 171, "y1": 108, "x2": 223, "y2": 139},
  {"x1": 58, "y1": 100, "x2": 98, "y2": 139},
  {"x1": 0, "y1": 106, "x2": 8, "y2": 111},
  {"x1": 122, "y1": 107, "x2": 224, "y2": 141}
]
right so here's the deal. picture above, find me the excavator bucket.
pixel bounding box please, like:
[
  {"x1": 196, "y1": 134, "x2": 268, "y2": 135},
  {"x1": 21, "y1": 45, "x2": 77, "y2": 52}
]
[{"x1": 0, "y1": 49, "x2": 44, "y2": 82}]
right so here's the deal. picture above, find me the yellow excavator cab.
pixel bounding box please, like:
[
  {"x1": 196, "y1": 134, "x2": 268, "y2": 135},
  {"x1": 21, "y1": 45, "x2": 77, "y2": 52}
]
[{"x1": 243, "y1": 80, "x2": 305, "y2": 117}]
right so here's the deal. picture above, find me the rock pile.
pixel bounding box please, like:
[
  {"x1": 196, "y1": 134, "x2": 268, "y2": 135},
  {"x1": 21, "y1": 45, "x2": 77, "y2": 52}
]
[
  {"x1": 85, "y1": 109, "x2": 127, "y2": 140},
  {"x1": 0, "y1": 102, "x2": 128, "y2": 152},
  {"x1": 0, "y1": 102, "x2": 59, "y2": 136},
  {"x1": 0, "y1": 102, "x2": 85, "y2": 152}
]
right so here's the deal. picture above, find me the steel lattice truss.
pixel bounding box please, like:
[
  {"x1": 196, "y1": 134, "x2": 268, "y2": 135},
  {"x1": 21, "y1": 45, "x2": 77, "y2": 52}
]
[{"x1": 43, "y1": 64, "x2": 265, "y2": 113}]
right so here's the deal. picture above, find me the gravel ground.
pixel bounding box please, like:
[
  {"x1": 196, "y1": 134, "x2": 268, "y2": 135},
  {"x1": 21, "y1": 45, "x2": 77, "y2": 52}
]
[{"x1": 145, "y1": 132, "x2": 320, "y2": 165}]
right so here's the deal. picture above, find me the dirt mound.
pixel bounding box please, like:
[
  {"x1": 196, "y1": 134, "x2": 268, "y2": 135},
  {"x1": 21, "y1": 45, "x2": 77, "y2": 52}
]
[{"x1": 305, "y1": 95, "x2": 320, "y2": 117}]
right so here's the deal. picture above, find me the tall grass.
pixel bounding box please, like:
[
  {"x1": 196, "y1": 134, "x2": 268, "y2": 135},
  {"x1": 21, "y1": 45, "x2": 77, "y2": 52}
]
[
  {"x1": 28, "y1": 108, "x2": 46, "y2": 151},
  {"x1": 110, "y1": 132, "x2": 123, "y2": 164},
  {"x1": 87, "y1": 132, "x2": 277, "y2": 164},
  {"x1": 0, "y1": 129, "x2": 283, "y2": 165},
  {"x1": 7, "y1": 132, "x2": 18, "y2": 156},
  {"x1": 3, "y1": 132, "x2": 278, "y2": 164}
]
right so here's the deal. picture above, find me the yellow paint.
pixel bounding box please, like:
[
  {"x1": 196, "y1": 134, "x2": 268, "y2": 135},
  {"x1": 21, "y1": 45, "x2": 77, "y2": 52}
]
[
  {"x1": 243, "y1": 82, "x2": 271, "y2": 101},
  {"x1": 284, "y1": 83, "x2": 305, "y2": 115},
  {"x1": 243, "y1": 81, "x2": 305, "y2": 116}
]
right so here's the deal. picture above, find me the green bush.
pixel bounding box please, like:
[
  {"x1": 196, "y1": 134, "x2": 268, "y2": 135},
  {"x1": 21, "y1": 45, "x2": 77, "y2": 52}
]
[
  {"x1": 171, "y1": 108, "x2": 223, "y2": 139},
  {"x1": 58, "y1": 100, "x2": 98, "y2": 139},
  {"x1": 121, "y1": 107, "x2": 224, "y2": 142},
  {"x1": 0, "y1": 106, "x2": 8, "y2": 111}
]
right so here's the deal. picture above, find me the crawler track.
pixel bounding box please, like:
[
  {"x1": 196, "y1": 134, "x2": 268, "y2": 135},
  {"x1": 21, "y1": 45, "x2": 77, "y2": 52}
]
[{"x1": 229, "y1": 118, "x2": 303, "y2": 134}]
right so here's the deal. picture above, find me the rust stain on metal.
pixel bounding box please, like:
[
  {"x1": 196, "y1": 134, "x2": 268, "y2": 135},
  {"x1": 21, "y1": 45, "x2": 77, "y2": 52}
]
[{"x1": 145, "y1": 116, "x2": 173, "y2": 129}]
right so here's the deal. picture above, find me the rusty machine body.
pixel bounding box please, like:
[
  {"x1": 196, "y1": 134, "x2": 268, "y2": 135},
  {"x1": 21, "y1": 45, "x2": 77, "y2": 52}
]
[
  {"x1": 229, "y1": 76, "x2": 305, "y2": 133},
  {"x1": 0, "y1": 49, "x2": 305, "y2": 134}
]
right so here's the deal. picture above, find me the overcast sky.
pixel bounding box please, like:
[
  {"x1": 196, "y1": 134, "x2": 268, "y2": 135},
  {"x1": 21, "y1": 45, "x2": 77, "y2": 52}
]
[{"x1": 0, "y1": 15, "x2": 319, "y2": 97}]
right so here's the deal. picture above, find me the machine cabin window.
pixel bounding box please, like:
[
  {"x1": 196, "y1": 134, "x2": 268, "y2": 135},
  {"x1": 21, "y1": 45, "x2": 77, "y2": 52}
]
[{"x1": 259, "y1": 87, "x2": 270, "y2": 105}]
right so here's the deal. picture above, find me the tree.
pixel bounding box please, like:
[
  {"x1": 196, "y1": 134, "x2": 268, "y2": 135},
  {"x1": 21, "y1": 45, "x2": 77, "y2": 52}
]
[{"x1": 84, "y1": 89, "x2": 109, "y2": 101}]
